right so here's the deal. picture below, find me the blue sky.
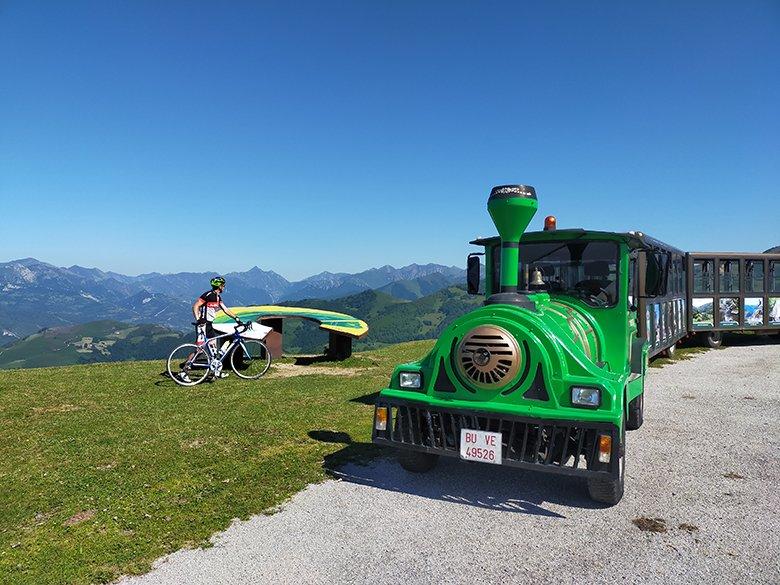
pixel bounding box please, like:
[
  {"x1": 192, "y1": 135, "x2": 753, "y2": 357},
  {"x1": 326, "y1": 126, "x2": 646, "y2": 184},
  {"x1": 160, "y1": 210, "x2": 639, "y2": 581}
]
[{"x1": 1, "y1": 1, "x2": 778, "y2": 280}]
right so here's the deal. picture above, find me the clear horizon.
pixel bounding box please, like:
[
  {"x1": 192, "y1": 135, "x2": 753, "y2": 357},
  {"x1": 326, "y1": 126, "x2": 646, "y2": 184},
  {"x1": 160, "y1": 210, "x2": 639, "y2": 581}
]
[{"x1": 1, "y1": 2, "x2": 778, "y2": 280}]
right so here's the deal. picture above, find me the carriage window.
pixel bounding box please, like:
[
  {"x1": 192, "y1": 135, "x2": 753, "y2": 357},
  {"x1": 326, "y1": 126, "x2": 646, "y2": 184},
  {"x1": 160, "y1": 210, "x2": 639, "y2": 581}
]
[
  {"x1": 693, "y1": 260, "x2": 713, "y2": 293},
  {"x1": 643, "y1": 251, "x2": 669, "y2": 297},
  {"x1": 671, "y1": 257, "x2": 683, "y2": 294},
  {"x1": 719, "y1": 260, "x2": 739, "y2": 293},
  {"x1": 745, "y1": 261, "x2": 764, "y2": 293},
  {"x1": 771, "y1": 261, "x2": 780, "y2": 293},
  {"x1": 677, "y1": 257, "x2": 685, "y2": 293}
]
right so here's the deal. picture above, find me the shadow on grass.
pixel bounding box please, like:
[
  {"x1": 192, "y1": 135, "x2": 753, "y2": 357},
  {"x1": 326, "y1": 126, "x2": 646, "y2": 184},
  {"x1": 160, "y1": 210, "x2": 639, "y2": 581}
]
[
  {"x1": 153, "y1": 370, "x2": 221, "y2": 387},
  {"x1": 154, "y1": 371, "x2": 177, "y2": 387},
  {"x1": 349, "y1": 391, "x2": 380, "y2": 405},
  {"x1": 308, "y1": 430, "x2": 605, "y2": 518},
  {"x1": 293, "y1": 354, "x2": 335, "y2": 365}
]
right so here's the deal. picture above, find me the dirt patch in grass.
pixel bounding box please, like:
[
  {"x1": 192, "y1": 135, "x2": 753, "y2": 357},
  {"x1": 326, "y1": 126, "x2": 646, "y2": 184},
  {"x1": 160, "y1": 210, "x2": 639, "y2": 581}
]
[
  {"x1": 32, "y1": 403, "x2": 81, "y2": 415},
  {"x1": 723, "y1": 472, "x2": 745, "y2": 479},
  {"x1": 64, "y1": 510, "x2": 96, "y2": 526},
  {"x1": 181, "y1": 438, "x2": 207, "y2": 449},
  {"x1": 632, "y1": 517, "x2": 668, "y2": 533},
  {"x1": 267, "y1": 363, "x2": 371, "y2": 378}
]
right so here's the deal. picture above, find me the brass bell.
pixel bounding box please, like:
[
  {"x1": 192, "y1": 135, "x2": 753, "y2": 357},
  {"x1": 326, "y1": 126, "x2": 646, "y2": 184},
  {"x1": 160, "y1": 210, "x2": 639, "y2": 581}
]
[{"x1": 530, "y1": 267, "x2": 545, "y2": 287}]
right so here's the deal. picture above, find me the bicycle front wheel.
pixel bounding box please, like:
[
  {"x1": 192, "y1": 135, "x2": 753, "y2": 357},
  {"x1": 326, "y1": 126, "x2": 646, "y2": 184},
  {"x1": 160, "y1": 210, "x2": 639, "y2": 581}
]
[
  {"x1": 230, "y1": 340, "x2": 271, "y2": 380},
  {"x1": 167, "y1": 343, "x2": 210, "y2": 386}
]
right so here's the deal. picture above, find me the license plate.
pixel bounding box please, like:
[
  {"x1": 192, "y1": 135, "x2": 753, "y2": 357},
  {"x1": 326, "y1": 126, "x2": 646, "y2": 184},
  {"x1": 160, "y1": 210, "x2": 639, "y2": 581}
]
[{"x1": 460, "y1": 429, "x2": 502, "y2": 465}]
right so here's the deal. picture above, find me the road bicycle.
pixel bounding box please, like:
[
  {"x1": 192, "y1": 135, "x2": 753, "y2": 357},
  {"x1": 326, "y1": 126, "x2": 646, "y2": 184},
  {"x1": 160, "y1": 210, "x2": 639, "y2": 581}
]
[{"x1": 167, "y1": 321, "x2": 271, "y2": 386}]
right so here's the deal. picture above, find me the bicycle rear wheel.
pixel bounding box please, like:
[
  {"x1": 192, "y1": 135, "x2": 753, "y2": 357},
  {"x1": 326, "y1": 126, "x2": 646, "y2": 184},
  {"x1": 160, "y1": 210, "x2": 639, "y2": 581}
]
[
  {"x1": 167, "y1": 343, "x2": 210, "y2": 386},
  {"x1": 230, "y1": 340, "x2": 271, "y2": 379}
]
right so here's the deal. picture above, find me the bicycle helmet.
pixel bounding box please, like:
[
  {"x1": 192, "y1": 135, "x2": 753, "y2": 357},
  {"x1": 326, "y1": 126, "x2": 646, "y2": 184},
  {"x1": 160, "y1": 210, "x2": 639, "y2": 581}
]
[{"x1": 210, "y1": 276, "x2": 226, "y2": 289}]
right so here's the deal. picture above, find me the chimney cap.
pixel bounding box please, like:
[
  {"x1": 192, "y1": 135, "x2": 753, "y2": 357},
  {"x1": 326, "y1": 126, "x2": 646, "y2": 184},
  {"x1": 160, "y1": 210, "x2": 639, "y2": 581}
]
[{"x1": 489, "y1": 184, "x2": 536, "y2": 201}]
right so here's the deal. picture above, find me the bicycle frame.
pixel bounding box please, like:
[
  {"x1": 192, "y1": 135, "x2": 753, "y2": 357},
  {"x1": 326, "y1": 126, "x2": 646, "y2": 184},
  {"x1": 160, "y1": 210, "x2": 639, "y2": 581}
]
[{"x1": 196, "y1": 326, "x2": 251, "y2": 371}]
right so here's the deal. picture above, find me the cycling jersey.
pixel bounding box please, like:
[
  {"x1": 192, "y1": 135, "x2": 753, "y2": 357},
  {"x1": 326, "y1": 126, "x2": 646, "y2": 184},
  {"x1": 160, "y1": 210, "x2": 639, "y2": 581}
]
[{"x1": 198, "y1": 290, "x2": 222, "y2": 322}]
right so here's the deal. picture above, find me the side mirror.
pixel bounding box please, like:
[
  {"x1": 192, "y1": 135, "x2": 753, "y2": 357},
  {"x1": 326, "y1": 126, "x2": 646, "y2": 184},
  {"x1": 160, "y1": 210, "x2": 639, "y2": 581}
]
[{"x1": 467, "y1": 254, "x2": 481, "y2": 295}]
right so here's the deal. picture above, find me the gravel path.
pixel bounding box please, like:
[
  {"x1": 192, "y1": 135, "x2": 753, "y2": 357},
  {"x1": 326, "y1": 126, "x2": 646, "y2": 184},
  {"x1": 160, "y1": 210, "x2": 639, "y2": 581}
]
[{"x1": 119, "y1": 343, "x2": 780, "y2": 585}]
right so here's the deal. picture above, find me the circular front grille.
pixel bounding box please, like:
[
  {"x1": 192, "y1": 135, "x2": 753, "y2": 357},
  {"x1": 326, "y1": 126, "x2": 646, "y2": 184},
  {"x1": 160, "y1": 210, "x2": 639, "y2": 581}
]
[{"x1": 457, "y1": 325, "x2": 520, "y2": 389}]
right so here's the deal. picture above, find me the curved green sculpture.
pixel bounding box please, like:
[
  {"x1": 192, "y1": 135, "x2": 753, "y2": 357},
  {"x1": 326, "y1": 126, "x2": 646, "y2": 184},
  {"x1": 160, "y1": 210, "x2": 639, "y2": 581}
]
[{"x1": 213, "y1": 305, "x2": 368, "y2": 338}]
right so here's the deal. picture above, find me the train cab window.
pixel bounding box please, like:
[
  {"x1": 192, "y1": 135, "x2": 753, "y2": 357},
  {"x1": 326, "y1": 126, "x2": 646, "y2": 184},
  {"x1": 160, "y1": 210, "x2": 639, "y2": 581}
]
[
  {"x1": 693, "y1": 260, "x2": 713, "y2": 293},
  {"x1": 517, "y1": 240, "x2": 620, "y2": 307},
  {"x1": 770, "y1": 261, "x2": 780, "y2": 292},
  {"x1": 745, "y1": 260, "x2": 764, "y2": 293},
  {"x1": 719, "y1": 260, "x2": 739, "y2": 293}
]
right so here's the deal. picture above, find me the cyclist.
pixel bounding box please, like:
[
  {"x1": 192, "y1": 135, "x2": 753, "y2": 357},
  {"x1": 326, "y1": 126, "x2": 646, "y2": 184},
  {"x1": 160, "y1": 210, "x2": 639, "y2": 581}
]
[{"x1": 179, "y1": 276, "x2": 242, "y2": 383}]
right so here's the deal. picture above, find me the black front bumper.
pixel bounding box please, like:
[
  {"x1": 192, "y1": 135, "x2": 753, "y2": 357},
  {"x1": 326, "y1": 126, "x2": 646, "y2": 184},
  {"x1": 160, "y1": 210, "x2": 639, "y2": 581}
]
[{"x1": 372, "y1": 397, "x2": 621, "y2": 478}]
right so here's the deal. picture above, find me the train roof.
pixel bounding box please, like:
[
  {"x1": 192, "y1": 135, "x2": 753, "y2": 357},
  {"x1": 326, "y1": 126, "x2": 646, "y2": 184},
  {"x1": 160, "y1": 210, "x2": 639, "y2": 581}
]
[{"x1": 470, "y1": 229, "x2": 685, "y2": 254}]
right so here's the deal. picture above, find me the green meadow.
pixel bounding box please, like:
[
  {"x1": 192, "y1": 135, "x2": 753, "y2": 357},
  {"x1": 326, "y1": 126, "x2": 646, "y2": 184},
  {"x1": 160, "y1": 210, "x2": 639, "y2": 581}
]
[{"x1": 0, "y1": 341, "x2": 434, "y2": 584}]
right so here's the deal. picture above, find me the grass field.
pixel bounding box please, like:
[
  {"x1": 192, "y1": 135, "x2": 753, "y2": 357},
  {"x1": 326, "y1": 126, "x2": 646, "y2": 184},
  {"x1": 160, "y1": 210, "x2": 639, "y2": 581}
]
[{"x1": 0, "y1": 340, "x2": 434, "y2": 584}]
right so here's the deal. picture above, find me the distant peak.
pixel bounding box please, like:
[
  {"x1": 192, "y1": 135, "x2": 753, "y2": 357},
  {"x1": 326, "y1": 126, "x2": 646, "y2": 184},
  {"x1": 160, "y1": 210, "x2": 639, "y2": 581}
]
[{"x1": 7, "y1": 257, "x2": 43, "y2": 266}]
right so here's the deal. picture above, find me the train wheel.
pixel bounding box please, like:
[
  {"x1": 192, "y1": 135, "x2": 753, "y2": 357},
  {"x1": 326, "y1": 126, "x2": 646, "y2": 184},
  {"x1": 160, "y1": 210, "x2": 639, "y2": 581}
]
[
  {"x1": 706, "y1": 331, "x2": 723, "y2": 348},
  {"x1": 398, "y1": 449, "x2": 439, "y2": 473}
]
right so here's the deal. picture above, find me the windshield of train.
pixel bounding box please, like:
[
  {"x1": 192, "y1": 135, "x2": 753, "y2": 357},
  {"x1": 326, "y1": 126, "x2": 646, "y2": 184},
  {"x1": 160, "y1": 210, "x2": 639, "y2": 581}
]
[{"x1": 492, "y1": 240, "x2": 620, "y2": 307}]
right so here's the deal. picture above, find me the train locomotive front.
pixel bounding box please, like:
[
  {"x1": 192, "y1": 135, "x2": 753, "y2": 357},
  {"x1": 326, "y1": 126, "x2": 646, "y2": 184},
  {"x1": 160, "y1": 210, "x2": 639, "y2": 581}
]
[{"x1": 372, "y1": 185, "x2": 636, "y2": 505}]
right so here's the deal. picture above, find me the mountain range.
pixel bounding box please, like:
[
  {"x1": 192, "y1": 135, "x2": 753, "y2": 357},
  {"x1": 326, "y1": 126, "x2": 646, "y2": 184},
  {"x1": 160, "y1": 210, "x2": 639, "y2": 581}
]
[
  {"x1": 0, "y1": 286, "x2": 482, "y2": 369},
  {"x1": 0, "y1": 258, "x2": 465, "y2": 341}
]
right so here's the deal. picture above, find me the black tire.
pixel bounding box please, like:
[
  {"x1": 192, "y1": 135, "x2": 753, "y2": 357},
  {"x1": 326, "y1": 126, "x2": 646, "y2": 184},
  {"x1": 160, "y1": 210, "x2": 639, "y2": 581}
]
[
  {"x1": 398, "y1": 449, "x2": 439, "y2": 473},
  {"x1": 626, "y1": 392, "x2": 644, "y2": 431},
  {"x1": 706, "y1": 331, "x2": 723, "y2": 349},
  {"x1": 587, "y1": 410, "x2": 626, "y2": 505},
  {"x1": 230, "y1": 340, "x2": 271, "y2": 380},
  {"x1": 167, "y1": 343, "x2": 210, "y2": 386}
]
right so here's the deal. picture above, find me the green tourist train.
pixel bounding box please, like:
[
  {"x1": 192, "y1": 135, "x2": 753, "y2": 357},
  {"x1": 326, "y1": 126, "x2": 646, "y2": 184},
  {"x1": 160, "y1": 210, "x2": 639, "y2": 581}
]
[{"x1": 371, "y1": 184, "x2": 780, "y2": 505}]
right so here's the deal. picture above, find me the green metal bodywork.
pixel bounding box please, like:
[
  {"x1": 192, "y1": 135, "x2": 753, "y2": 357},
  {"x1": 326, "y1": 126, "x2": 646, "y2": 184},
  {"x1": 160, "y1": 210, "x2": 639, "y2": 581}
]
[{"x1": 378, "y1": 229, "x2": 648, "y2": 431}]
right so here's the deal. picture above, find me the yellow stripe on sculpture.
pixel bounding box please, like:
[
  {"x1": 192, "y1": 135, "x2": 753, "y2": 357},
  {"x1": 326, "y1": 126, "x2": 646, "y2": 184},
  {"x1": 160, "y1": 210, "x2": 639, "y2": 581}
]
[{"x1": 213, "y1": 305, "x2": 369, "y2": 339}]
